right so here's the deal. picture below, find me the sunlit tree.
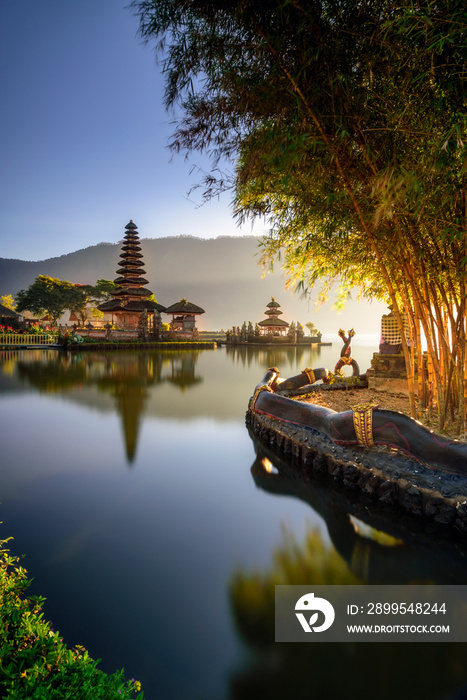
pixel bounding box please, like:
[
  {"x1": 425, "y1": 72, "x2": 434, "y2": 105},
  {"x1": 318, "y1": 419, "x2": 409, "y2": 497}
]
[
  {"x1": 0, "y1": 295, "x2": 16, "y2": 311},
  {"x1": 67, "y1": 280, "x2": 116, "y2": 326},
  {"x1": 132, "y1": 0, "x2": 467, "y2": 430},
  {"x1": 15, "y1": 276, "x2": 82, "y2": 326}
]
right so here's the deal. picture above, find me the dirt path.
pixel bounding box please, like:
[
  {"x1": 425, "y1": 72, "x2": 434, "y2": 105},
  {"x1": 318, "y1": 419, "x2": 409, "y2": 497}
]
[
  {"x1": 300, "y1": 387, "x2": 465, "y2": 440},
  {"x1": 302, "y1": 387, "x2": 410, "y2": 415}
]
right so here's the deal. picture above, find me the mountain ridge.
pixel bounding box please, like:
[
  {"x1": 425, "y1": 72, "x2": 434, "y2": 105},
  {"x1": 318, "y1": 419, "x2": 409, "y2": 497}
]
[{"x1": 0, "y1": 235, "x2": 385, "y2": 332}]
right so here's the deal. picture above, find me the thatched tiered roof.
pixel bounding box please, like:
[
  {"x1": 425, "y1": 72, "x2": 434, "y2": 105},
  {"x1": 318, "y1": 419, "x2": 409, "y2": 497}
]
[
  {"x1": 97, "y1": 221, "x2": 165, "y2": 315},
  {"x1": 0, "y1": 304, "x2": 20, "y2": 318},
  {"x1": 164, "y1": 299, "x2": 205, "y2": 315},
  {"x1": 258, "y1": 317, "x2": 289, "y2": 328},
  {"x1": 258, "y1": 297, "x2": 289, "y2": 332}
]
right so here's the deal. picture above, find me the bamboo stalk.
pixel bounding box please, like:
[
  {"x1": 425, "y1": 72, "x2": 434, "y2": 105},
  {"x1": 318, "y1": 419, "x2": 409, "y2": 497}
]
[{"x1": 414, "y1": 296, "x2": 425, "y2": 412}]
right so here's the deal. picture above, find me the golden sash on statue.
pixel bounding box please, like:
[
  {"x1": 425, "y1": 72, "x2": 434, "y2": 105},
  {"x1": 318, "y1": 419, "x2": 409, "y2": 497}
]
[
  {"x1": 351, "y1": 402, "x2": 379, "y2": 448},
  {"x1": 302, "y1": 367, "x2": 316, "y2": 385}
]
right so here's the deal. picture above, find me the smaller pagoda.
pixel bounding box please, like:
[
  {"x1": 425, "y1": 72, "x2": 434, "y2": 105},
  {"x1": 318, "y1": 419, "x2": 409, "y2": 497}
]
[
  {"x1": 98, "y1": 220, "x2": 165, "y2": 329},
  {"x1": 164, "y1": 299, "x2": 205, "y2": 337},
  {"x1": 258, "y1": 298, "x2": 289, "y2": 335}
]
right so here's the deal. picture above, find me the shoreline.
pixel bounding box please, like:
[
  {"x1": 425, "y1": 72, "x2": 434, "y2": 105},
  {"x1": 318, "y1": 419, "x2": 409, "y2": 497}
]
[
  {"x1": 246, "y1": 405, "x2": 467, "y2": 531},
  {"x1": 65, "y1": 341, "x2": 217, "y2": 351}
]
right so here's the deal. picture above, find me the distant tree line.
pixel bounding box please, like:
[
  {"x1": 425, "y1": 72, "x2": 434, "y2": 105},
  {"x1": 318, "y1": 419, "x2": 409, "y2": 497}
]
[
  {"x1": 13, "y1": 276, "x2": 115, "y2": 325},
  {"x1": 226, "y1": 320, "x2": 321, "y2": 343}
]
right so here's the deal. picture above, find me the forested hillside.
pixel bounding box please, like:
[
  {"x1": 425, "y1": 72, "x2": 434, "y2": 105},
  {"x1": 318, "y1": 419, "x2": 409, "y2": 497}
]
[{"x1": 0, "y1": 235, "x2": 385, "y2": 331}]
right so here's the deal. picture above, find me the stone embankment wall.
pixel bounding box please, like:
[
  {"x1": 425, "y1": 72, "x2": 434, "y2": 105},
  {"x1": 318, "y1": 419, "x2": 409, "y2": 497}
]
[
  {"x1": 246, "y1": 408, "x2": 467, "y2": 532},
  {"x1": 368, "y1": 353, "x2": 413, "y2": 395},
  {"x1": 368, "y1": 352, "x2": 432, "y2": 396},
  {"x1": 66, "y1": 341, "x2": 216, "y2": 351}
]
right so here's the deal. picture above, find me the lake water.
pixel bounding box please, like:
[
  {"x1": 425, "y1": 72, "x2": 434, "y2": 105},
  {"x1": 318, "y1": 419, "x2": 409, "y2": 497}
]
[{"x1": 1, "y1": 340, "x2": 467, "y2": 700}]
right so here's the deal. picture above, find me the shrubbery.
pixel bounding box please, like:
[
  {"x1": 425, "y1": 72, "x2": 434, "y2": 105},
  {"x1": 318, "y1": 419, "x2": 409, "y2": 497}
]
[
  {"x1": 0, "y1": 326, "x2": 58, "y2": 335},
  {"x1": 0, "y1": 537, "x2": 143, "y2": 699}
]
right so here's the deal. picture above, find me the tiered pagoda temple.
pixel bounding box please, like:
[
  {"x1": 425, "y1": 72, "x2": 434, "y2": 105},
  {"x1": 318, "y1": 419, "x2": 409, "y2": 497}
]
[
  {"x1": 258, "y1": 298, "x2": 289, "y2": 335},
  {"x1": 98, "y1": 220, "x2": 165, "y2": 328}
]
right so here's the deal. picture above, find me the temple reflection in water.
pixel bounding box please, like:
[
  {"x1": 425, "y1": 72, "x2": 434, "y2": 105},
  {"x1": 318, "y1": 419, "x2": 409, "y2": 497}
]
[{"x1": 10, "y1": 350, "x2": 202, "y2": 463}]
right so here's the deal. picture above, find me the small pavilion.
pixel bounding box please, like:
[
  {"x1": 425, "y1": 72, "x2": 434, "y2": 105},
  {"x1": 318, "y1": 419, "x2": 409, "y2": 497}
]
[
  {"x1": 164, "y1": 299, "x2": 205, "y2": 337},
  {"x1": 98, "y1": 220, "x2": 165, "y2": 329},
  {"x1": 258, "y1": 298, "x2": 289, "y2": 336}
]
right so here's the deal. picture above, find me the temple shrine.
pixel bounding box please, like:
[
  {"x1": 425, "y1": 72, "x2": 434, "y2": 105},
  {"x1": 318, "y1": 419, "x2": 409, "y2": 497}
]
[
  {"x1": 258, "y1": 298, "x2": 289, "y2": 336},
  {"x1": 98, "y1": 220, "x2": 166, "y2": 329},
  {"x1": 164, "y1": 299, "x2": 205, "y2": 337}
]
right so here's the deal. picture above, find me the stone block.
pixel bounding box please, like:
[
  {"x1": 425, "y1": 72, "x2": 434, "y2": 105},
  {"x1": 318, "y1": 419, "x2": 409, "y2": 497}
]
[{"x1": 368, "y1": 376, "x2": 410, "y2": 396}]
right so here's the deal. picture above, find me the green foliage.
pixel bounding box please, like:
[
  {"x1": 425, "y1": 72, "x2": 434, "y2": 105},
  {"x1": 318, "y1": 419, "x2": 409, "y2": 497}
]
[
  {"x1": 328, "y1": 368, "x2": 345, "y2": 385},
  {"x1": 14, "y1": 278, "x2": 117, "y2": 327},
  {"x1": 305, "y1": 322, "x2": 319, "y2": 337},
  {"x1": 68, "y1": 285, "x2": 93, "y2": 326},
  {"x1": 93, "y1": 279, "x2": 116, "y2": 299},
  {"x1": 15, "y1": 277, "x2": 82, "y2": 326},
  {"x1": 0, "y1": 536, "x2": 143, "y2": 699},
  {"x1": 324, "y1": 372, "x2": 362, "y2": 388},
  {"x1": 69, "y1": 280, "x2": 116, "y2": 325},
  {"x1": 23, "y1": 326, "x2": 57, "y2": 335}
]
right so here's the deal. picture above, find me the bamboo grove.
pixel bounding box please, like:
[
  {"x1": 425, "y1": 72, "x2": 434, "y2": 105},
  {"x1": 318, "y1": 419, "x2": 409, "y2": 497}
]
[{"x1": 132, "y1": 0, "x2": 467, "y2": 431}]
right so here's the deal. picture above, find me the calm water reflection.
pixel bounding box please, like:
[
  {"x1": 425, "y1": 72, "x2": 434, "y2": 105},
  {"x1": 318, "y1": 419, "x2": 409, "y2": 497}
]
[{"x1": 0, "y1": 345, "x2": 466, "y2": 700}]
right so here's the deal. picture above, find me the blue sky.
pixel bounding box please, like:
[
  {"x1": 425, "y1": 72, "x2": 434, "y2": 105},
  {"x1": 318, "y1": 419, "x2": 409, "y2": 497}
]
[{"x1": 0, "y1": 0, "x2": 262, "y2": 261}]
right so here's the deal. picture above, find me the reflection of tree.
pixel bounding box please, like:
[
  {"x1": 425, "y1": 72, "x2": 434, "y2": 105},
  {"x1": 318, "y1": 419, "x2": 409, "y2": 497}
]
[
  {"x1": 15, "y1": 353, "x2": 90, "y2": 392},
  {"x1": 165, "y1": 352, "x2": 203, "y2": 391},
  {"x1": 225, "y1": 344, "x2": 318, "y2": 370},
  {"x1": 226, "y1": 440, "x2": 467, "y2": 699}
]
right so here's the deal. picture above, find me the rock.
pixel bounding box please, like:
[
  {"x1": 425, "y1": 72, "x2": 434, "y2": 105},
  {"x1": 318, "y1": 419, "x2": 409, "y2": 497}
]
[
  {"x1": 378, "y1": 480, "x2": 397, "y2": 505},
  {"x1": 312, "y1": 454, "x2": 327, "y2": 473}
]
